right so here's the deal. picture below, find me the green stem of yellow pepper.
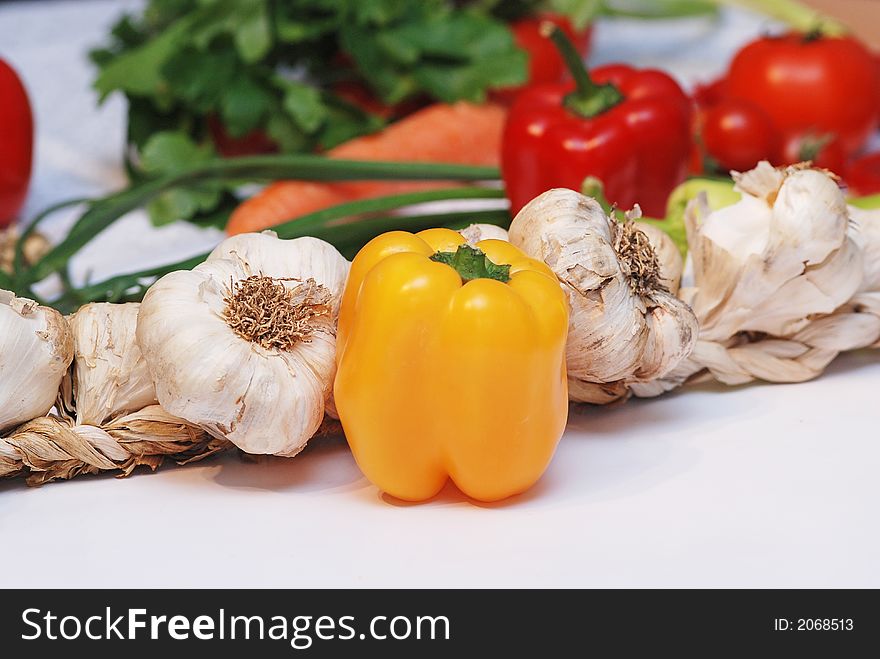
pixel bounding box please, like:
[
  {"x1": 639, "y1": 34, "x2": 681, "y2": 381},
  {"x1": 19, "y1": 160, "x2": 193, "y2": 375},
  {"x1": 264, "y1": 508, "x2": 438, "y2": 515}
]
[{"x1": 430, "y1": 244, "x2": 512, "y2": 283}]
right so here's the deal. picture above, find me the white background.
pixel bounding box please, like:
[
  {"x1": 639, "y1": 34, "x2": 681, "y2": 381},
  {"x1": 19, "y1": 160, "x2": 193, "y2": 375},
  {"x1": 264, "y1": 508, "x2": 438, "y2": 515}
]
[{"x1": 1, "y1": 1, "x2": 878, "y2": 587}]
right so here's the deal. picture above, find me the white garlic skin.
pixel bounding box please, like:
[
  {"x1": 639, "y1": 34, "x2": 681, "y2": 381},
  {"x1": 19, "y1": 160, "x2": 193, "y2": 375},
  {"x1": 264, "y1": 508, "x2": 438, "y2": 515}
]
[
  {"x1": 685, "y1": 163, "x2": 863, "y2": 342},
  {"x1": 0, "y1": 290, "x2": 73, "y2": 432},
  {"x1": 459, "y1": 223, "x2": 509, "y2": 245},
  {"x1": 508, "y1": 188, "x2": 697, "y2": 398},
  {"x1": 68, "y1": 302, "x2": 157, "y2": 425},
  {"x1": 849, "y1": 205, "x2": 880, "y2": 294},
  {"x1": 136, "y1": 234, "x2": 350, "y2": 456}
]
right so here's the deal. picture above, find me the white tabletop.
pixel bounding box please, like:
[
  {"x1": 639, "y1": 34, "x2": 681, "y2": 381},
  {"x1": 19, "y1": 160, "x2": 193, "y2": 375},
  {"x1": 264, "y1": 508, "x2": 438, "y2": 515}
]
[{"x1": 1, "y1": 0, "x2": 878, "y2": 588}]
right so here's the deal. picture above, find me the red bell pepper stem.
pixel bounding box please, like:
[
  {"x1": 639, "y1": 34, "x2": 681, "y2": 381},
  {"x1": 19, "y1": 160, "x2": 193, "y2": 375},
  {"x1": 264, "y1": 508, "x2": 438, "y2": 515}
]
[{"x1": 542, "y1": 22, "x2": 623, "y2": 118}]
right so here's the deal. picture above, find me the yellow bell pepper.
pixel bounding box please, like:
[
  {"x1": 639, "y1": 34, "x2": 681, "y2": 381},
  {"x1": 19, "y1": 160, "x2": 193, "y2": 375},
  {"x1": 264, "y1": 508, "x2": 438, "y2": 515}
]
[{"x1": 334, "y1": 228, "x2": 569, "y2": 502}]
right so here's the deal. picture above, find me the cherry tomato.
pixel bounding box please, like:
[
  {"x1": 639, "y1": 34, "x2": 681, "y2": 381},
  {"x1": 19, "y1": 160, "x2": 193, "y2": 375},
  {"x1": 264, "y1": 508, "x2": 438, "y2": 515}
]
[
  {"x1": 726, "y1": 33, "x2": 879, "y2": 155},
  {"x1": 0, "y1": 58, "x2": 33, "y2": 227},
  {"x1": 846, "y1": 152, "x2": 880, "y2": 195},
  {"x1": 701, "y1": 99, "x2": 778, "y2": 172},
  {"x1": 692, "y1": 75, "x2": 728, "y2": 109}
]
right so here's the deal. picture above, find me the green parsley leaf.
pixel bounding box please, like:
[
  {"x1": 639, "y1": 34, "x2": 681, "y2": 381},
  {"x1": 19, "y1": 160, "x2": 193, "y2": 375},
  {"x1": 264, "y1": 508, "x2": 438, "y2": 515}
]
[
  {"x1": 140, "y1": 131, "x2": 213, "y2": 174},
  {"x1": 146, "y1": 185, "x2": 222, "y2": 226},
  {"x1": 162, "y1": 48, "x2": 237, "y2": 113},
  {"x1": 94, "y1": 17, "x2": 192, "y2": 101},
  {"x1": 221, "y1": 75, "x2": 272, "y2": 137},
  {"x1": 140, "y1": 131, "x2": 226, "y2": 225},
  {"x1": 235, "y1": 0, "x2": 273, "y2": 63},
  {"x1": 265, "y1": 111, "x2": 311, "y2": 153},
  {"x1": 279, "y1": 79, "x2": 326, "y2": 134}
]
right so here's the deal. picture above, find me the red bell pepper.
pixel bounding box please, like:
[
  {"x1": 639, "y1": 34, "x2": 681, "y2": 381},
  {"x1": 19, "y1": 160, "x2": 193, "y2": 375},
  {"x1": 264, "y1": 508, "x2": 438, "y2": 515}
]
[
  {"x1": 0, "y1": 58, "x2": 33, "y2": 227},
  {"x1": 493, "y1": 13, "x2": 592, "y2": 104},
  {"x1": 501, "y1": 25, "x2": 691, "y2": 217}
]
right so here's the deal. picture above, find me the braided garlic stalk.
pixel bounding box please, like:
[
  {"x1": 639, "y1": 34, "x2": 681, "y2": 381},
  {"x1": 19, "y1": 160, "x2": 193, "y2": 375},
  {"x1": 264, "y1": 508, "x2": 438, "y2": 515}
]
[{"x1": 0, "y1": 299, "x2": 230, "y2": 486}]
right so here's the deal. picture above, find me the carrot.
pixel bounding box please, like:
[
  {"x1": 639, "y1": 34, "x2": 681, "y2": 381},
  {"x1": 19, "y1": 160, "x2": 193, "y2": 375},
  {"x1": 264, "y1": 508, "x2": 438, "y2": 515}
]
[
  {"x1": 327, "y1": 102, "x2": 505, "y2": 198},
  {"x1": 227, "y1": 182, "x2": 347, "y2": 235},
  {"x1": 226, "y1": 102, "x2": 505, "y2": 236}
]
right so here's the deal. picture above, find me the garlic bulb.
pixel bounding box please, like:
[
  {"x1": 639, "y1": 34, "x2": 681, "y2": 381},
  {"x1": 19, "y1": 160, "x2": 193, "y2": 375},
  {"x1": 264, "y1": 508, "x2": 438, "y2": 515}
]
[
  {"x1": 852, "y1": 205, "x2": 880, "y2": 349},
  {"x1": 1, "y1": 226, "x2": 49, "y2": 275},
  {"x1": 0, "y1": 437, "x2": 20, "y2": 478},
  {"x1": 657, "y1": 162, "x2": 866, "y2": 388},
  {"x1": 850, "y1": 204, "x2": 880, "y2": 309},
  {"x1": 682, "y1": 162, "x2": 862, "y2": 342},
  {"x1": 508, "y1": 188, "x2": 698, "y2": 404},
  {"x1": 796, "y1": 205, "x2": 880, "y2": 353},
  {"x1": 0, "y1": 290, "x2": 73, "y2": 432},
  {"x1": 136, "y1": 233, "x2": 349, "y2": 456},
  {"x1": 68, "y1": 302, "x2": 157, "y2": 425}
]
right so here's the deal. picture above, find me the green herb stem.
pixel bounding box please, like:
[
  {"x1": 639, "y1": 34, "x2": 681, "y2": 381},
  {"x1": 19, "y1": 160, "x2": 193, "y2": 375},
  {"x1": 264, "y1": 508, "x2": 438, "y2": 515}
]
[
  {"x1": 59, "y1": 207, "x2": 511, "y2": 309},
  {"x1": 56, "y1": 253, "x2": 207, "y2": 313},
  {"x1": 599, "y1": 0, "x2": 719, "y2": 19},
  {"x1": 13, "y1": 197, "x2": 92, "y2": 280},
  {"x1": 717, "y1": 0, "x2": 846, "y2": 36},
  {"x1": 20, "y1": 156, "x2": 500, "y2": 285},
  {"x1": 272, "y1": 186, "x2": 506, "y2": 240}
]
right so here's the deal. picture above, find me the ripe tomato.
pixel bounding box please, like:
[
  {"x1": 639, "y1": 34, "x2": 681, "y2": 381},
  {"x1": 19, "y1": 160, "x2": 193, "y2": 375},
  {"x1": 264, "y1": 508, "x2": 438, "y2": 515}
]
[
  {"x1": 846, "y1": 152, "x2": 880, "y2": 195},
  {"x1": 692, "y1": 75, "x2": 728, "y2": 109},
  {"x1": 687, "y1": 141, "x2": 705, "y2": 175},
  {"x1": 701, "y1": 99, "x2": 778, "y2": 172},
  {"x1": 726, "y1": 33, "x2": 879, "y2": 155},
  {"x1": 0, "y1": 58, "x2": 33, "y2": 227}
]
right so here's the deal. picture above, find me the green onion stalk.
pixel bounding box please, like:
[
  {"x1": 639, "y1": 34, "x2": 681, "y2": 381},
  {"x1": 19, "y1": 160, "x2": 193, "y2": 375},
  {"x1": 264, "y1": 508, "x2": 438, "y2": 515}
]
[{"x1": 10, "y1": 155, "x2": 505, "y2": 312}]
